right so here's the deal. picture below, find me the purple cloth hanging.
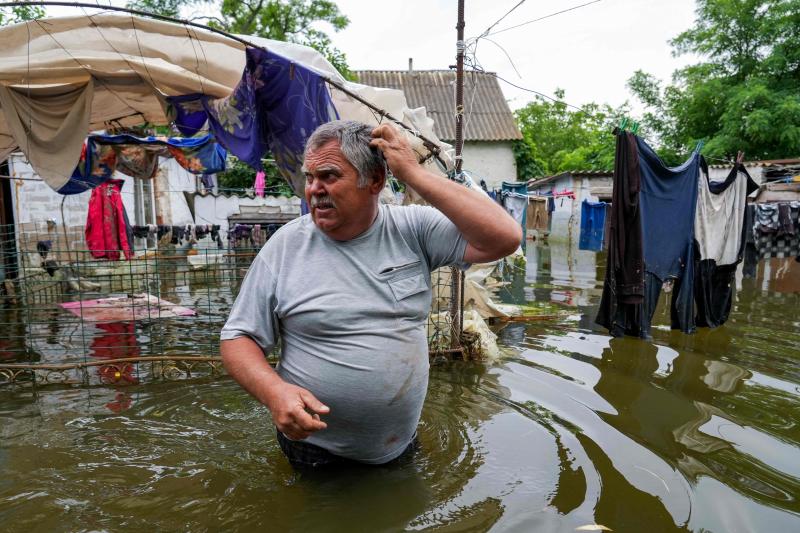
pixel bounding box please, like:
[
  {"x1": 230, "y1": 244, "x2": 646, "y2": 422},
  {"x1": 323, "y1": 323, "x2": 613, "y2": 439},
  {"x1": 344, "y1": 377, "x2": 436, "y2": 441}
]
[{"x1": 168, "y1": 47, "x2": 337, "y2": 194}]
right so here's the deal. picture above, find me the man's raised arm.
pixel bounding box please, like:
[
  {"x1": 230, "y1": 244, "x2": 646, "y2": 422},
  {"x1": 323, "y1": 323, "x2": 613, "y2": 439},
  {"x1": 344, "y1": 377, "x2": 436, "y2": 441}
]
[{"x1": 370, "y1": 125, "x2": 522, "y2": 264}]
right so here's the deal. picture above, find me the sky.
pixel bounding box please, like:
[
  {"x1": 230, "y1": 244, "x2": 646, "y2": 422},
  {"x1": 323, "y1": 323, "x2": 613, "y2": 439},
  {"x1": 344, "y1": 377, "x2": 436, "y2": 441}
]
[
  {"x1": 330, "y1": 0, "x2": 701, "y2": 112},
  {"x1": 45, "y1": 0, "x2": 702, "y2": 112}
]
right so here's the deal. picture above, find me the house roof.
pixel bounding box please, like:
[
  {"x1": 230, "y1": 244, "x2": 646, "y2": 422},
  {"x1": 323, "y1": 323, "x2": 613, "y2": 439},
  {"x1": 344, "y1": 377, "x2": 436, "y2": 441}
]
[
  {"x1": 708, "y1": 158, "x2": 800, "y2": 169},
  {"x1": 354, "y1": 70, "x2": 522, "y2": 142}
]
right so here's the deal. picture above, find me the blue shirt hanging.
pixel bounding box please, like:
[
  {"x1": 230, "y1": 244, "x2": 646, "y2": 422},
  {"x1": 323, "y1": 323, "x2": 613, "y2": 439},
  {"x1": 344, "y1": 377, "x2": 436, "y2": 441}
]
[{"x1": 579, "y1": 199, "x2": 608, "y2": 251}]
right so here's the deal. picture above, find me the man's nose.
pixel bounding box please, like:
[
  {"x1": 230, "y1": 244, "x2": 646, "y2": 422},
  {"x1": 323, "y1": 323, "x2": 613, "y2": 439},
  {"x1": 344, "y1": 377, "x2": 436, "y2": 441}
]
[{"x1": 306, "y1": 177, "x2": 323, "y2": 195}]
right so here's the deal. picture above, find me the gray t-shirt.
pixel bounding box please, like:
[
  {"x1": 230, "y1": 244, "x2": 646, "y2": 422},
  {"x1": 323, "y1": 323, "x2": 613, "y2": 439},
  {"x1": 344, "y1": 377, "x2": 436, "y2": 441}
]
[{"x1": 220, "y1": 204, "x2": 469, "y2": 464}]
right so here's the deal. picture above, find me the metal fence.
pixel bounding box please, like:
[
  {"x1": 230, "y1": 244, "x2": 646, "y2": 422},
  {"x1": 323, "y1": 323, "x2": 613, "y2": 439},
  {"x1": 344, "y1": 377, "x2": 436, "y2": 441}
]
[{"x1": 0, "y1": 222, "x2": 462, "y2": 386}]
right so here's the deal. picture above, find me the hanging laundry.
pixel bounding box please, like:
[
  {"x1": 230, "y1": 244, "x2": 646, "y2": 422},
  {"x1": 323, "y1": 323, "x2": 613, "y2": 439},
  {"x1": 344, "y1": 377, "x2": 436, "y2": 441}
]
[
  {"x1": 597, "y1": 131, "x2": 702, "y2": 337},
  {"x1": 753, "y1": 202, "x2": 800, "y2": 259},
  {"x1": 596, "y1": 131, "x2": 645, "y2": 337},
  {"x1": 526, "y1": 197, "x2": 549, "y2": 233},
  {"x1": 695, "y1": 162, "x2": 757, "y2": 266},
  {"x1": 169, "y1": 47, "x2": 336, "y2": 194},
  {"x1": 742, "y1": 204, "x2": 758, "y2": 278},
  {"x1": 501, "y1": 181, "x2": 528, "y2": 248},
  {"x1": 693, "y1": 161, "x2": 758, "y2": 328},
  {"x1": 254, "y1": 170, "x2": 266, "y2": 197},
  {"x1": 579, "y1": 200, "x2": 608, "y2": 251},
  {"x1": 69, "y1": 134, "x2": 227, "y2": 193},
  {"x1": 0, "y1": 80, "x2": 94, "y2": 194},
  {"x1": 85, "y1": 179, "x2": 133, "y2": 261}
]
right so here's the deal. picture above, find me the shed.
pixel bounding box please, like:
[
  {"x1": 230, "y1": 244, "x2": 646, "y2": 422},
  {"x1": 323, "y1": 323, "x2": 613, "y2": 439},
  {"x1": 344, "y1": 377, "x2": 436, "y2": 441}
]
[
  {"x1": 355, "y1": 66, "x2": 522, "y2": 189},
  {"x1": 527, "y1": 170, "x2": 612, "y2": 242}
]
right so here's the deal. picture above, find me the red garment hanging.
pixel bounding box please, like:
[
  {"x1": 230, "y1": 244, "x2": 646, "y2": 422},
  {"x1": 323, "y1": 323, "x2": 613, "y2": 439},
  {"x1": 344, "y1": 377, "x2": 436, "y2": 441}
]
[{"x1": 85, "y1": 179, "x2": 132, "y2": 260}]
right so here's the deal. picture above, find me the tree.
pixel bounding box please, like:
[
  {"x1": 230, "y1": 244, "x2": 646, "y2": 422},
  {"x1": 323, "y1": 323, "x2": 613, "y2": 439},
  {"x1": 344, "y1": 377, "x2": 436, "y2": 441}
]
[
  {"x1": 216, "y1": 157, "x2": 294, "y2": 196},
  {"x1": 628, "y1": 0, "x2": 800, "y2": 161},
  {"x1": 513, "y1": 90, "x2": 625, "y2": 179},
  {"x1": 0, "y1": 4, "x2": 45, "y2": 26},
  {"x1": 128, "y1": 0, "x2": 353, "y2": 79},
  {"x1": 127, "y1": 0, "x2": 188, "y2": 18}
]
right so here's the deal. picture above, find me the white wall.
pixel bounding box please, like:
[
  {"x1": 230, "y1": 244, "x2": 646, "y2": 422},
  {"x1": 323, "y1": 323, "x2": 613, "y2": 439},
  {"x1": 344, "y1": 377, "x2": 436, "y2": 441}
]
[
  {"x1": 461, "y1": 141, "x2": 518, "y2": 190},
  {"x1": 8, "y1": 154, "x2": 137, "y2": 231},
  {"x1": 193, "y1": 194, "x2": 301, "y2": 236}
]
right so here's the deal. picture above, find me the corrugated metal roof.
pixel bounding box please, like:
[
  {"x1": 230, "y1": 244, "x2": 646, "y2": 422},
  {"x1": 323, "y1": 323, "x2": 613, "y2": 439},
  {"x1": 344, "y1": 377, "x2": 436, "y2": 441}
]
[
  {"x1": 708, "y1": 158, "x2": 800, "y2": 169},
  {"x1": 354, "y1": 70, "x2": 522, "y2": 142}
]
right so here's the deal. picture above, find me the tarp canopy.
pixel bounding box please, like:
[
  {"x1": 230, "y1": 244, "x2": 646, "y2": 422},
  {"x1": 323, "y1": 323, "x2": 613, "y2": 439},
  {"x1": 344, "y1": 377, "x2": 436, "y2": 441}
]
[{"x1": 0, "y1": 13, "x2": 450, "y2": 193}]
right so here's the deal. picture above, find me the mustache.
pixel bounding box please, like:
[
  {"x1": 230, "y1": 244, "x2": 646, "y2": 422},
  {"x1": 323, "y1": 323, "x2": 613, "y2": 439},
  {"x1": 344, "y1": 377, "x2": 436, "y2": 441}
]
[{"x1": 311, "y1": 195, "x2": 335, "y2": 208}]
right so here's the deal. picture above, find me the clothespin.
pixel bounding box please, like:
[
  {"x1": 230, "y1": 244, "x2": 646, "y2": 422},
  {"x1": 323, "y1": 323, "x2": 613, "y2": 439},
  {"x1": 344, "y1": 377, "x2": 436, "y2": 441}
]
[
  {"x1": 695, "y1": 139, "x2": 705, "y2": 152},
  {"x1": 736, "y1": 151, "x2": 745, "y2": 165},
  {"x1": 618, "y1": 117, "x2": 628, "y2": 131},
  {"x1": 631, "y1": 122, "x2": 640, "y2": 135}
]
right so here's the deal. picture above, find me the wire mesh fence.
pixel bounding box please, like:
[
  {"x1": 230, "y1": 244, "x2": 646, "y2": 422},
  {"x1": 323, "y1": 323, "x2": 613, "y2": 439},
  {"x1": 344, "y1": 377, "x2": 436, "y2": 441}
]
[{"x1": 0, "y1": 222, "x2": 462, "y2": 386}]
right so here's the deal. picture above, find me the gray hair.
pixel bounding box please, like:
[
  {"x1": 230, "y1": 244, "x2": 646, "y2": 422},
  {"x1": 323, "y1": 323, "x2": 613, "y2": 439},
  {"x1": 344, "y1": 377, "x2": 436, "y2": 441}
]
[{"x1": 304, "y1": 120, "x2": 386, "y2": 188}]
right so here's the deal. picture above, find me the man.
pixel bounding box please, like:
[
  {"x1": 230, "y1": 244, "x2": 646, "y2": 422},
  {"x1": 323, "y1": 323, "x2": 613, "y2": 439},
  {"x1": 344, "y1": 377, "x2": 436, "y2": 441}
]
[{"x1": 220, "y1": 120, "x2": 521, "y2": 468}]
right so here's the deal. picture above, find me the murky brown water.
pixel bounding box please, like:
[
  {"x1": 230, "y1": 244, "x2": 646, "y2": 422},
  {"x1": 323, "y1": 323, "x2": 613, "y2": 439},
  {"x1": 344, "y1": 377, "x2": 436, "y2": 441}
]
[{"x1": 1, "y1": 242, "x2": 798, "y2": 532}]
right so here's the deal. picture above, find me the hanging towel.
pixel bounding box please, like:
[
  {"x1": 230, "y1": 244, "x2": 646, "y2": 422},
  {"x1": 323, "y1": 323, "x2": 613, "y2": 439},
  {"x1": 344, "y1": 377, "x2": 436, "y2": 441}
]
[
  {"x1": 694, "y1": 163, "x2": 756, "y2": 266},
  {"x1": 254, "y1": 170, "x2": 266, "y2": 197},
  {"x1": 85, "y1": 179, "x2": 133, "y2": 261},
  {"x1": 0, "y1": 80, "x2": 94, "y2": 192}
]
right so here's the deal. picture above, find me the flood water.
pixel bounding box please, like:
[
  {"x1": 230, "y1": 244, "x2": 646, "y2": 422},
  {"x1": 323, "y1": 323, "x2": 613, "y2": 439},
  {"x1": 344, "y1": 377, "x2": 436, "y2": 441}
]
[{"x1": 1, "y1": 242, "x2": 798, "y2": 532}]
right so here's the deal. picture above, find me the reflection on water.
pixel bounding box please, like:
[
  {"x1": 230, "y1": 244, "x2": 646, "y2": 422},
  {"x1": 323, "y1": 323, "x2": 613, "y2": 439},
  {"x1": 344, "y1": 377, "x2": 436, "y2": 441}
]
[{"x1": 1, "y1": 240, "x2": 799, "y2": 532}]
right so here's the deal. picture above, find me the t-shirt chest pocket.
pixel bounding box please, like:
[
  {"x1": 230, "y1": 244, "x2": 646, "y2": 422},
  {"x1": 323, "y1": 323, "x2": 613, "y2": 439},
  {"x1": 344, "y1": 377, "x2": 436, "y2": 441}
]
[{"x1": 381, "y1": 261, "x2": 428, "y2": 301}]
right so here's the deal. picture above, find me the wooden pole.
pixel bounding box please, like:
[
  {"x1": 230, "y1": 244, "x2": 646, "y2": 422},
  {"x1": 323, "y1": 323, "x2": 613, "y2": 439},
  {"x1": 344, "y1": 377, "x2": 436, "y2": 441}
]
[{"x1": 449, "y1": 0, "x2": 465, "y2": 349}]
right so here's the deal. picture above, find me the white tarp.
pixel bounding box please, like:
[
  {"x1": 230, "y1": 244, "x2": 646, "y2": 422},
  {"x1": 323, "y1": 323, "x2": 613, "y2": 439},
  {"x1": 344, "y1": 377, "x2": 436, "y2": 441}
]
[{"x1": 0, "y1": 13, "x2": 451, "y2": 192}]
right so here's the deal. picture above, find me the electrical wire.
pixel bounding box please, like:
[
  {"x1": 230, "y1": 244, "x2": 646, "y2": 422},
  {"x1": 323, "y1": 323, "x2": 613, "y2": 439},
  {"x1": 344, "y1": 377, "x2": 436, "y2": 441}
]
[{"x1": 488, "y1": 0, "x2": 603, "y2": 37}]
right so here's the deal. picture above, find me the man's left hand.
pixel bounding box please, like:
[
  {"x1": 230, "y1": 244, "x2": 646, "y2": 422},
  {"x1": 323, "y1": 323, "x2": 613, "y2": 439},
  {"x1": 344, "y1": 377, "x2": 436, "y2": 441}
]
[{"x1": 370, "y1": 124, "x2": 419, "y2": 182}]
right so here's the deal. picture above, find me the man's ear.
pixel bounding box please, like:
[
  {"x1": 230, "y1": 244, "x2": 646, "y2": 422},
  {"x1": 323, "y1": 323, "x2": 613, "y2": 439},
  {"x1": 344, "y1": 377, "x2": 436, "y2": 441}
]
[{"x1": 367, "y1": 169, "x2": 386, "y2": 194}]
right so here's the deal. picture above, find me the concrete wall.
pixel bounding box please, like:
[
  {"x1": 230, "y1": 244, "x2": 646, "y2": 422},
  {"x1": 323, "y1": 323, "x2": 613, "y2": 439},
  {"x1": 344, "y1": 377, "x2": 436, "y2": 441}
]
[
  {"x1": 7, "y1": 154, "x2": 301, "y2": 254},
  {"x1": 461, "y1": 140, "x2": 518, "y2": 189}
]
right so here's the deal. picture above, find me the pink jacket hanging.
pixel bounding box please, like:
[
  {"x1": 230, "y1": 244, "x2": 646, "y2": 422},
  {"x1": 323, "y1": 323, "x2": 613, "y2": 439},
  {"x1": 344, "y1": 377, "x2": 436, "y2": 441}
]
[{"x1": 85, "y1": 179, "x2": 132, "y2": 261}]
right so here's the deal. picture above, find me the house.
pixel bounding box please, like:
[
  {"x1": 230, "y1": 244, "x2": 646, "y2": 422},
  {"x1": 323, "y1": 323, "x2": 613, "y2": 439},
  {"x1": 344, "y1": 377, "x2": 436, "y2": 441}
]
[
  {"x1": 355, "y1": 65, "x2": 522, "y2": 189},
  {"x1": 527, "y1": 170, "x2": 613, "y2": 242}
]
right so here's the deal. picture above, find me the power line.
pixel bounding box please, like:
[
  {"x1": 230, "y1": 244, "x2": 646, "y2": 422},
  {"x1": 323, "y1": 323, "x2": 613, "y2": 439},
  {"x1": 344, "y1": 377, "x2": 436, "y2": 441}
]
[
  {"x1": 488, "y1": 72, "x2": 586, "y2": 111},
  {"x1": 475, "y1": 0, "x2": 527, "y2": 39},
  {"x1": 488, "y1": 0, "x2": 603, "y2": 37}
]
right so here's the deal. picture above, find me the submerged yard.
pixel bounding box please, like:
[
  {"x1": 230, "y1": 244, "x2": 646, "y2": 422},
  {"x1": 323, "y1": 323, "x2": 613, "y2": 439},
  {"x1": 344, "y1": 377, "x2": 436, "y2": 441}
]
[{"x1": 1, "y1": 241, "x2": 798, "y2": 532}]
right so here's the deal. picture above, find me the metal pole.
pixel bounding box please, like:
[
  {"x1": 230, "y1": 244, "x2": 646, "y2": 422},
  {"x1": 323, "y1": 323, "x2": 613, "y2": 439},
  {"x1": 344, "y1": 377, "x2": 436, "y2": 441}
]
[{"x1": 449, "y1": 0, "x2": 465, "y2": 350}]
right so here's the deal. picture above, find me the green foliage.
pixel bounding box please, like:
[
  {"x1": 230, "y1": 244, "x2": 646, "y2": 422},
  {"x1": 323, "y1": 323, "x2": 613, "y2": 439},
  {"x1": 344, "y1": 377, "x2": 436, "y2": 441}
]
[
  {"x1": 127, "y1": 0, "x2": 188, "y2": 17},
  {"x1": 210, "y1": 0, "x2": 354, "y2": 80},
  {"x1": 0, "y1": 4, "x2": 45, "y2": 26},
  {"x1": 513, "y1": 90, "x2": 624, "y2": 179},
  {"x1": 628, "y1": 0, "x2": 800, "y2": 161},
  {"x1": 124, "y1": 0, "x2": 353, "y2": 79},
  {"x1": 216, "y1": 156, "x2": 294, "y2": 197}
]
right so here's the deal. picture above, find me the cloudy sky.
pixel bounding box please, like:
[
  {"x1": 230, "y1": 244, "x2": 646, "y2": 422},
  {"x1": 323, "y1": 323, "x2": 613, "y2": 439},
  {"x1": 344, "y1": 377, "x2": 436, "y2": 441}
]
[
  {"x1": 45, "y1": 0, "x2": 701, "y2": 112},
  {"x1": 332, "y1": 0, "x2": 701, "y2": 111}
]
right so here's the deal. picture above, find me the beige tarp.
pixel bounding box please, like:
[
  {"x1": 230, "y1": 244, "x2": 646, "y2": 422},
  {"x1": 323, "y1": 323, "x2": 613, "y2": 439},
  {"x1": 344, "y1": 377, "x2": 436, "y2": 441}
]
[{"x1": 0, "y1": 13, "x2": 451, "y2": 191}]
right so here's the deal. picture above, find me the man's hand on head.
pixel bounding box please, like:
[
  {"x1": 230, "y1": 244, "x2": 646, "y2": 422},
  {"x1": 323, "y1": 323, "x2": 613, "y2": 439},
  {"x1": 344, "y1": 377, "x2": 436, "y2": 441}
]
[
  {"x1": 370, "y1": 124, "x2": 419, "y2": 182},
  {"x1": 266, "y1": 382, "x2": 330, "y2": 440}
]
